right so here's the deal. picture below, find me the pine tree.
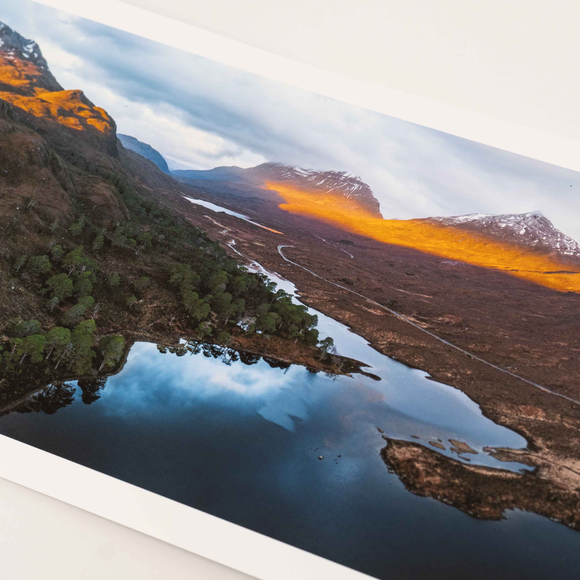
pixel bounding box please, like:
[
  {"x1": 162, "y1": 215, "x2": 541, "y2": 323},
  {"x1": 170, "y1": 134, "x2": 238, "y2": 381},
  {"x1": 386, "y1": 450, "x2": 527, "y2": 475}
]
[
  {"x1": 107, "y1": 272, "x2": 121, "y2": 288},
  {"x1": 92, "y1": 234, "x2": 104, "y2": 252},
  {"x1": 45, "y1": 327, "x2": 71, "y2": 361},
  {"x1": 98, "y1": 335, "x2": 125, "y2": 371},
  {"x1": 74, "y1": 272, "x2": 93, "y2": 297},
  {"x1": 216, "y1": 331, "x2": 231, "y2": 345},
  {"x1": 68, "y1": 216, "x2": 86, "y2": 237},
  {"x1": 46, "y1": 273, "x2": 73, "y2": 301},
  {"x1": 319, "y1": 337, "x2": 335, "y2": 353},
  {"x1": 11, "y1": 319, "x2": 41, "y2": 338},
  {"x1": 19, "y1": 334, "x2": 46, "y2": 364},
  {"x1": 125, "y1": 295, "x2": 138, "y2": 310},
  {"x1": 14, "y1": 254, "x2": 27, "y2": 273},
  {"x1": 70, "y1": 320, "x2": 96, "y2": 374},
  {"x1": 49, "y1": 245, "x2": 64, "y2": 262},
  {"x1": 27, "y1": 255, "x2": 52, "y2": 277}
]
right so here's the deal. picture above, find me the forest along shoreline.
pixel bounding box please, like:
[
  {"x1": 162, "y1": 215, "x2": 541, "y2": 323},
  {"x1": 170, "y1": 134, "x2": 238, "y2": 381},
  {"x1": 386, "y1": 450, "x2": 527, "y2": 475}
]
[{"x1": 0, "y1": 327, "x2": 365, "y2": 418}]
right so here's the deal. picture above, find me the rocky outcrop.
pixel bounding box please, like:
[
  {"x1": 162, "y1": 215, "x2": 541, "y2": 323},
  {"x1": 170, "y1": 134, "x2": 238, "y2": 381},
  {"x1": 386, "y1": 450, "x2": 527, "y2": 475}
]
[{"x1": 0, "y1": 21, "x2": 117, "y2": 156}]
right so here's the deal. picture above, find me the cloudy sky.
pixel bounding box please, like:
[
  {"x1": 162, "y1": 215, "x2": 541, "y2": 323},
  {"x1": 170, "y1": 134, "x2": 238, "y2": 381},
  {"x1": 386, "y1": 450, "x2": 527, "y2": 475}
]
[{"x1": 2, "y1": 0, "x2": 580, "y2": 239}]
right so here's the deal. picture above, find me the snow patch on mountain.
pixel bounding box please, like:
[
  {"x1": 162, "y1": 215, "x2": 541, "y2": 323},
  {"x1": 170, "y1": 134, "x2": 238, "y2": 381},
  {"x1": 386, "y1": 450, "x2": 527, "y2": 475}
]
[
  {"x1": 1, "y1": 26, "x2": 41, "y2": 66},
  {"x1": 430, "y1": 211, "x2": 580, "y2": 257},
  {"x1": 250, "y1": 163, "x2": 382, "y2": 217},
  {"x1": 173, "y1": 162, "x2": 383, "y2": 217},
  {"x1": 0, "y1": 21, "x2": 61, "y2": 91}
]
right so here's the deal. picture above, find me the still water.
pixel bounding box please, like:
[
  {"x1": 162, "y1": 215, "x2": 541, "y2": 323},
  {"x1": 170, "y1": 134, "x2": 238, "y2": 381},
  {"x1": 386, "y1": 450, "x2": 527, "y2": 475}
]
[
  {"x1": 183, "y1": 196, "x2": 282, "y2": 234},
  {"x1": 1, "y1": 266, "x2": 579, "y2": 579}
]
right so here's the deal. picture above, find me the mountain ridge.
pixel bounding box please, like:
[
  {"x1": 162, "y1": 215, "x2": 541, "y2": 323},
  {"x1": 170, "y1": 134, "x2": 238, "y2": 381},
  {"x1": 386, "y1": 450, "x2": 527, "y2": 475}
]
[
  {"x1": 118, "y1": 134, "x2": 171, "y2": 174},
  {"x1": 0, "y1": 22, "x2": 117, "y2": 157},
  {"x1": 428, "y1": 211, "x2": 580, "y2": 258},
  {"x1": 174, "y1": 161, "x2": 384, "y2": 218},
  {"x1": 0, "y1": 22, "x2": 62, "y2": 95},
  {"x1": 1, "y1": 17, "x2": 580, "y2": 538},
  {"x1": 0, "y1": 18, "x2": 347, "y2": 390}
]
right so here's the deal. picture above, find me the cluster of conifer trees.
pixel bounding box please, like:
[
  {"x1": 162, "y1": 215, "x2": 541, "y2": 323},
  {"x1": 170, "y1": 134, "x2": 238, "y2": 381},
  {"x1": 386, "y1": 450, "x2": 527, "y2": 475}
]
[{"x1": 1, "y1": 156, "x2": 332, "y2": 382}]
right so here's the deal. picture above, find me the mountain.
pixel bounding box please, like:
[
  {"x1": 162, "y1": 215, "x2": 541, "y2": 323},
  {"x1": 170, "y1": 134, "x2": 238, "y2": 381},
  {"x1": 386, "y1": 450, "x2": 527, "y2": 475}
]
[
  {"x1": 174, "y1": 158, "x2": 579, "y2": 260},
  {"x1": 173, "y1": 165, "x2": 248, "y2": 182},
  {"x1": 118, "y1": 134, "x2": 171, "y2": 174},
  {"x1": 428, "y1": 211, "x2": 580, "y2": 259},
  {"x1": 0, "y1": 22, "x2": 117, "y2": 157},
  {"x1": 2, "y1": 19, "x2": 580, "y2": 536},
  {"x1": 0, "y1": 22, "x2": 62, "y2": 95},
  {"x1": 173, "y1": 162, "x2": 383, "y2": 217},
  {"x1": 250, "y1": 163, "x2": 382, "y2": 215}
]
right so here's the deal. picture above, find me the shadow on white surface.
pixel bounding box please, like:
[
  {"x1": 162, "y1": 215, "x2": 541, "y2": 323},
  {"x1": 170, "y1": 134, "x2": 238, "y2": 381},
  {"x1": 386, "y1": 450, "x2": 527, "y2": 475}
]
[{"x1": 0, "y1": 477, "x2": 255, "y2": 580}]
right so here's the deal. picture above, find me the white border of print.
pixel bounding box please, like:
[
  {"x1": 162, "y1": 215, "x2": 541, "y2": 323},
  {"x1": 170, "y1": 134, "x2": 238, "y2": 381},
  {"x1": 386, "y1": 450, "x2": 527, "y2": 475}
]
[{"x1": 0, "y1": 1, "x2": 578, "y2": 579}]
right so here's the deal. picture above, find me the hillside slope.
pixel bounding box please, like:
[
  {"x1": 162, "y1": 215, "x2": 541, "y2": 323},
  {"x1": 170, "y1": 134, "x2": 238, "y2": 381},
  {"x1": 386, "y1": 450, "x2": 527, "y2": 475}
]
[
  {"x1": 428, "y1": 211, "x2": 580, "y2": 259},
  {"x1": 174, "y1": 161, "x2": 383, "y2": 217},
  {"x1": 118, "y1": 134, "x2": 171, "y2": 174}
]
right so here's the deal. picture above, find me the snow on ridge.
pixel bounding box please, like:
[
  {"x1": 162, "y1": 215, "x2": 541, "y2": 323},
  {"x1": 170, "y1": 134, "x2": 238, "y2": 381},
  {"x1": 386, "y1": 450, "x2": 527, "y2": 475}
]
[
  {"x1": 431, "y1": 211, "x2": 580, "y2": 256},
  {"x1": 255, "y1": 162, "x2": 381, "y2": 216},
  {"x1": 0, "y1": 23, "x2": 43, "y2": 64},
  {"x1": 439, "y1": 213, "x2": 491, "y2": 223}
]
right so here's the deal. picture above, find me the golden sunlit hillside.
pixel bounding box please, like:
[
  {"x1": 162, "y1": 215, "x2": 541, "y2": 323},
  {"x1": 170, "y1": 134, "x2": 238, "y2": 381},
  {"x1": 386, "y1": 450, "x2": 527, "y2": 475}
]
[
  {"x1": 0, "y1": 89, "x2": 115, "y2": 134},
  {"x1": 266, "y1": 182, "x2": 580, "y2": 293},
  {"x1": 0, "y1": 39, "x2": 114, "y2": 138},
  {"x1": 0, "y1": 56, "x2": 49, "y2": 95}
]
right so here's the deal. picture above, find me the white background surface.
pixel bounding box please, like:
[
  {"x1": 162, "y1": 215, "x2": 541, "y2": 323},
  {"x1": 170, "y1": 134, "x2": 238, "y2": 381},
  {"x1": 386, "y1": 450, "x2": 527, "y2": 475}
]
[
  {"x1": 0, "y1": 478, "x2": 255, "y2": 580},
  {"x1": 2, "y1": 1, "x2": 580, "y2": 579},
  {"x1": 122, "y1": 0, "x2": 580, "y2": 144}
]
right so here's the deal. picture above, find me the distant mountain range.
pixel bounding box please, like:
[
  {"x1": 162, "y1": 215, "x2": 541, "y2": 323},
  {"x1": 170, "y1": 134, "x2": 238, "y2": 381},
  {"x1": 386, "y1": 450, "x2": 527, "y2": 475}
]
[
  {"x1": 118, "y1": 134, "x2": 171, "y2": 174},
  {"x1": 116, "y1": 136, "x2": 580, "y2": 259},
  {"x1": 8, "y1": 2, "x2": 572, "y2": 267},
  {"x1": 173, "y1": 162, "x2": 384, "y2": 218},
  {"x1": 117, "y1": 134, "x2": 383, "y2": 216}
]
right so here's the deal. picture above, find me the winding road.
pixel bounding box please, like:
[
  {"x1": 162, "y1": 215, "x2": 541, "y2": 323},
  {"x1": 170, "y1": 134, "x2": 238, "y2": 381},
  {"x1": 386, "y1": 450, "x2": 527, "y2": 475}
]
[{"x1": 277, "y1": 244, "x2": 580, "y2": 407}]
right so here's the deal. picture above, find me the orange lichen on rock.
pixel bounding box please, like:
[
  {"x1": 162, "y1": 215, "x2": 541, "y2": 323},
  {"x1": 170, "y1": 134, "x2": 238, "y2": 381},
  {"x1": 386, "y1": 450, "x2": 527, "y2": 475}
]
[{"x1": 266, "y1": 181, "x2": 580, "y2": 293}]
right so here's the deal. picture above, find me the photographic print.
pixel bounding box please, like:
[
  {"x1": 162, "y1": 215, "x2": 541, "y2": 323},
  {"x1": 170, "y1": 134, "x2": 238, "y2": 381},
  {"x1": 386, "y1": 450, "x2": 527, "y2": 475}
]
[{"x1": 0, "y1": 1, "x2": 579, "y2": 578}]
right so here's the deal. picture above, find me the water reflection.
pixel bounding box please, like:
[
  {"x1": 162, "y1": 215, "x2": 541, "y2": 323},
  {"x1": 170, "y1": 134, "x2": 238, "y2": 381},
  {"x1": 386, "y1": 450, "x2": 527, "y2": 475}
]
[
  {"x1": 245, "y1": 264, "x2": 530, "y2": 470},
  {"x1": 15, "y1": 382, "x2": 76, "y2": 415},
  {"x1": 2, "y1": 339, "x2": 579, "y2": 580},
  {"x1": 12, "y1": 337, "x2": 525, "y2": 472}
]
